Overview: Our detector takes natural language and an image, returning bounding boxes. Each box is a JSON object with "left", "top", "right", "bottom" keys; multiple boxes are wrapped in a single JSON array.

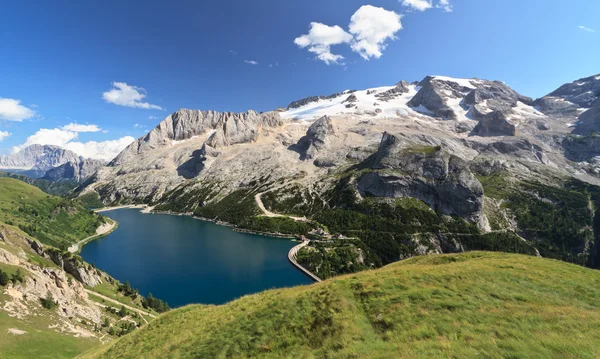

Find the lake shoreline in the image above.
[
  {"left": 81, "top": 207, "right": 315, "bottom": 306},
  {"left": 87, "top": 205, "right": 320, "bottom": 284},
  {"left": 94, "top": 205, "right": 301, "bottom": 240}
]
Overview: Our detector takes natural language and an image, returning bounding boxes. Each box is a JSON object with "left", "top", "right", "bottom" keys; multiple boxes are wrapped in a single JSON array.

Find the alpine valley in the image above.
[{"left": 77, "top": 73, "right": 600, "bottom": 279}]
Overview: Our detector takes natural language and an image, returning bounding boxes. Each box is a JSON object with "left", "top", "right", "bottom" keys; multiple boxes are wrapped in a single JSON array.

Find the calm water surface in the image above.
[{"left": 80, "top": 209, "right": 313, "bottom": 307}]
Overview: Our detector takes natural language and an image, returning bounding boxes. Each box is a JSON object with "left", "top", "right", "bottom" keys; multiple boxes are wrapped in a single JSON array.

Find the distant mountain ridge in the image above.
[{"left": 0, "top": 144, "right": 105, "bottom": 181}]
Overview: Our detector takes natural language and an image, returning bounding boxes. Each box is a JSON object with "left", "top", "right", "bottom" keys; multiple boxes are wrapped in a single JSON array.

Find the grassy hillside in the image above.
[
  {"left": 0, "top": 178, "right": 104, "bottom": 249},
  {"left": 0, "top": 170, "right": 78, "bottom": 196},
  {"left": 81, "top": 252, "right": 600, "bottom": 359}
]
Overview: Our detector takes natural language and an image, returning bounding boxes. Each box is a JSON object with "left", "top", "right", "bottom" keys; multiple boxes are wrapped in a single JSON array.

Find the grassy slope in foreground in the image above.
[
  {"left": 81, "top": 252, "right": 600, "bottom": 359},
  {"left": 0, "top": 177, "right": 103, "bottom": 249}
]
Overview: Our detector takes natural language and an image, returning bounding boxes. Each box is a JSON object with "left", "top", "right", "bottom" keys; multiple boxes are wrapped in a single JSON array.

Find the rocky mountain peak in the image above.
[
  {"left": 0, "top": 144, "right": 81, "bottom": 178},
  {"left": 110, "top": 109, "right": 284, "bottom": 165},
  {"left": 535, "top": 74, "right": 600, "bottom": 117}
]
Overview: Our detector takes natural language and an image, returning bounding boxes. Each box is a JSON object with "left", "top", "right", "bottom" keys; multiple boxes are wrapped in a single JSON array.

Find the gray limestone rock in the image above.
[
  {"left": 356, "top": 132, "right": 487, "bottom": 227},
  {"left": 112, "top": 109, "right": 283, "bottom": 165},
  {"left": 42, "top": 158, "right": 106, "bottom": 182},
  {"left": 291, "top": 116, "right": 335, "bottom": 160},
  {"left": 572, "top": 98, "right": 600, "bottom": 136},
  {"left": 471, "top": 111, "right": 517, "bottom": 136},
  {"left": 375, "top": 80, "right": 410, "bottom": 102}
]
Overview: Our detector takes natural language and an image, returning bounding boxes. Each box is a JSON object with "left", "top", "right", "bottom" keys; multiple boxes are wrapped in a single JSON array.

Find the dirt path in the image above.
[
  {"left": 85, "top": 289, "right": 156, "bottom": 323},
  {"left": 68, "top": 220, "right": 117, "bottom": 253},
  {"left": 254, "top": 191, "right": 310, "bottom": 222}
]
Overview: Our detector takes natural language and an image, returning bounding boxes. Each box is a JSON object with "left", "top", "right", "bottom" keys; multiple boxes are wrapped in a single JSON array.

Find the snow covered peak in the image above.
[
  {"left": 280, "top": 82, "right": 421, "bottom": 121},
  {"left": 431, "top": 76, "right": 481, "bottom": 90}
]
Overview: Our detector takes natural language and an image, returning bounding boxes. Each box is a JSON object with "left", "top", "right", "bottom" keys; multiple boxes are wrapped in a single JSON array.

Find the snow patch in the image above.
[
  {"left": 432, "top": 76, "right": 479, "bottom": 89},
  {"left": 280, "top": 84, "right": 424, "bottom": 121}
]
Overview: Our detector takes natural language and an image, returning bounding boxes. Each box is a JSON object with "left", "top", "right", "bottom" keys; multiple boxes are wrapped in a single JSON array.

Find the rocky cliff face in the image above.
[
  {"left": 42, "top": 158, "right": 106, "bottom": 182},
  {"left": 0, "top": 144, "right": 81, "bottom": 178},
  {"left": 356, "top": 132, "right": 487, "bottom": 228},
  {"left": 111, "top": 109, "right": 283, "bottom": 166}
]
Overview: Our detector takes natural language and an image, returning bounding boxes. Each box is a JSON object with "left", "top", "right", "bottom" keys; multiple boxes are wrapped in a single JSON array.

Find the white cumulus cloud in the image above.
[
  {"left": 244, "top": 60, "right": 259, "bottom": 65},
  {"left": 102, "top": 82, "right": 163, "bottom": 110},
  {"left": 349, "top": 5, "right": 403, "bottom": 60},
  {"left": 0, "top": 131, "right": 10, "bottom": 142},
  {"left": 13, "top": 127, "right": 134, "bottom": 161},
  {"left": 437, "top": 0, "right": 453, "bottom": 12},
  {"left": 294, "top": 22, "right": 353, "bottom": 64},
  {"left": 401, "top": 0, "right": 432, "bottom": 11},
  {"left": 0, "top": 98, "right": 36, "bottom": 121},
  {"left": 578, "top": 25, "right": 595, "bottom": 33},
  {"left": 61, "top": 123, "right": 102, "bottom": 132}
]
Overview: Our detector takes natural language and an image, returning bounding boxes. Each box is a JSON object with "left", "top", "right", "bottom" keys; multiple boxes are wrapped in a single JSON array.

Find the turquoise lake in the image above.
[{"left": 80, "top": 208, "right": 313, "bottom": 307}]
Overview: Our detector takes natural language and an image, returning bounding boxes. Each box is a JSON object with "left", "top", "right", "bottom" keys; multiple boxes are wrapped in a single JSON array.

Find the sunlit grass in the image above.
[{"left": 80, "top": 252, "right": 600, "bottom": 358}]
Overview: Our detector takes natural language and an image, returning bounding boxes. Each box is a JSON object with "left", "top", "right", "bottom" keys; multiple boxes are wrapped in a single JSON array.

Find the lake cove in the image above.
[{"left": 80, "top": 208, "right": 313, "bottom": 307}]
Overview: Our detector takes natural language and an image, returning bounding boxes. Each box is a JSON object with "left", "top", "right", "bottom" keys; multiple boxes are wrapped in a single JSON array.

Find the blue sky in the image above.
[{"left": 0, "top": 0, "right": 598, "bottom": 159}]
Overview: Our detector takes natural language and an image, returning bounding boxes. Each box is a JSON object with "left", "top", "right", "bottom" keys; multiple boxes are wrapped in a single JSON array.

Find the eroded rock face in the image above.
[
  {"left": 535, "top": 74, "right": 600, "bottom": 119},
  {"left": 42, "top": 158, "right": 106, "bottom": 182},
  {"left": 408, "top": 76, "right": 472, "bottom": 120},
  {"left": 408, "top": 76, "right": 532, "bottom": 122},
  {"left": 63, "top": 257, "right": 103, "bottom": 287},
  {"left": 356, "top": 133, "right": 487, "bottom": 228},
  {"left": 572, "top": 99, "right": 600, "bottom": 136},
  {"left": 292, "top": 116, "right": 335, "bottom": 161},
  {"left": 111, "top": 109, "right": 284, "bottom": 165},
  {"left": 471, "top": 111, "right": 517, "bottom": 136},
  {"left": 375, "top": 81, "right": 410, "bottom": 102}
]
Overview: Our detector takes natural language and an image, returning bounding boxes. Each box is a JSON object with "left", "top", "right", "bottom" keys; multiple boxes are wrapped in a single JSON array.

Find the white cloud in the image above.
[
  {"left": 401, "top": 0, "right": 432, "bottom": 11},
  {"left": 13, "top": 127, "right": 134, "bottom": 161},
  {"left": 102, "top": 82, "right": 163, "bottom": 110},
  {"left": 148, "top": 116, "right": 158, "bottom": 120},
  {"left": 229, "top": 50, "right": 238, "bottom": 55},
  {"left": 134, "top": 123, "right": 145, "bottom": 129},
  {"left": 61, "top": 137, "right": 135, "bottom": 161},
  {"left": 578, "top": 25, "right": 595, "bottom": 33},
  {"left": 349, "top": 5, "right": 403, "bottom": 60},
  {"left": 294, "top": 22, "right": 353, "bottom": 64},
  {"left": 437, "top": 0, "right": 453, "bottom": 12},
  {"left": 61, "top": 123, "right": 101, "bottom": 132},
  {"left": 0, "top": 98, "right": 36, "bottom": 121},
  {"left": 0, "top": 131, "right": 10, "bottom": 142},
  {"left": 244, "top": 60, "right": 259, "bottom": 65}
]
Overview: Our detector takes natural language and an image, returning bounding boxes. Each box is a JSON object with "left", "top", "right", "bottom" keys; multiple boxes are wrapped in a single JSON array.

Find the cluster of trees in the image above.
[
  {"left": 117, "top": 281, "right": 139, "bottom": 299},
  {"left": 117, "top": 282, "right": 170, "bottom": 313},
  {"left": 241, "top": 216, "right": 314, "bottom": 236},
  {"left": 40, "top": 292, "right": 57, "bottom": 310},
  {"left": 506, "top": 180, "right": 595, "bottom": 265},
  {"left": 142, "top": 293, "right": 170, "bottom": 313},
  {"left": 296, "top": 243, "right": 368, "bottom": 279},
  {"left": 0, "top": 268, "right": 23, "bottom": 287}
]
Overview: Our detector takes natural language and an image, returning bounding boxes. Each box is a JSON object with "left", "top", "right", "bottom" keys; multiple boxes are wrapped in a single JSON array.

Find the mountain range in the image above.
[
  {"left": 0, "top": 144, "right": 105, "bottom": 181},
  {"left": 76, "top": 73, "right": 600, "bottom": 276}
]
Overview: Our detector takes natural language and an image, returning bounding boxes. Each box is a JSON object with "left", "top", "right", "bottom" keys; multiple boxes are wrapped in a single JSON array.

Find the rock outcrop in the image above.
[
  {"left": 408, "top": 76, "right": 532, "bottom": 122},
  {"left": 375, "top": 81, "right": 410, "bottom": 102},
  {"left": 42, "top": 158, "right": 106, "bottom": 182},
  {"left": 471, "top": 111, "right": 517, "bottom": 136},
  {"left": 535, "top": 74, "right": 600, "bottom": 119},
  {"left": 356, "top": 132, "right": 488, "bottom": 228},
  {"left": 291, "top": 116, "right": 335, "bottom": 161},
  {"left": 111, "top": 109, "right": 283, "bottom": 166},
  {"left": 572, "top": 98, "right": 600, "bottom": 136}
]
